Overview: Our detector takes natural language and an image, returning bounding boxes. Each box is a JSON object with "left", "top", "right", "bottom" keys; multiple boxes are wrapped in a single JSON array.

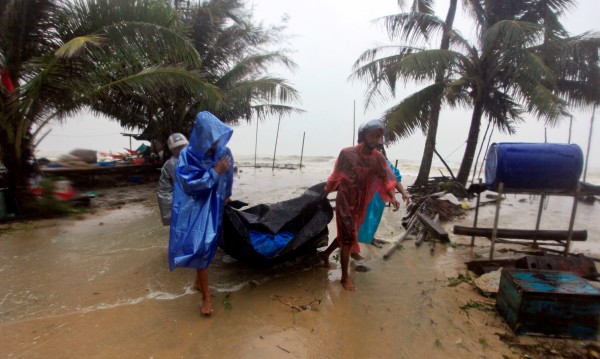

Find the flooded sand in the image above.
[{"left": 1, "top": 165, "right": 599, "bottom": 358}]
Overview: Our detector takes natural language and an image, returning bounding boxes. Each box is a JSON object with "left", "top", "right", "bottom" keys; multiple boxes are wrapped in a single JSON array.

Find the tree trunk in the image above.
[
  {"left": 414, "top": 100, "right": 440, "bottom": 186},
  {"left": 456, "top": 100, "right": 484, "bottom": 185},
  {"left": 0, "top": 111, "right": 36, "bottom": 215},
  {"left": 413, "top": 0, "right": 457, "bottom": 187}
]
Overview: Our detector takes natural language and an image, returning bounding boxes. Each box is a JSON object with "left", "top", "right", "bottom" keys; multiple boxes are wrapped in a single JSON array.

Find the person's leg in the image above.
[
  {"left": 195, "top": 268, "right": 212, "bottom": 315},
  {"left": 350, "top": 242, "right": 364, "bottom": 261},
  {"left": 320, "top": 239, "right": 339, "bottom": 268},
  {"left": 340, "top": 243, "right": 356, "bottom": 291}
]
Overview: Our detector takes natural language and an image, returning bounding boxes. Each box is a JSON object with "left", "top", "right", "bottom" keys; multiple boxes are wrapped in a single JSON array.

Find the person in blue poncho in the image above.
[{"left": 169, "top": 111, "right": 234, "bottom": 316}]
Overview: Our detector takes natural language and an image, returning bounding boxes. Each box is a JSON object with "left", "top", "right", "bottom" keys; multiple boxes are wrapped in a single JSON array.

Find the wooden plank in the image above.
[
  {"left": 416, "top": 213, "right": 449, "bottom": 242},
  {"left": 453, "top": 225, "right": 587, "bottom": 241}
]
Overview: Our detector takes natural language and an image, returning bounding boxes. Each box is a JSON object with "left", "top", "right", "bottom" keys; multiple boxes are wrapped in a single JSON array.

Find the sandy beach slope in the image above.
[{"left": 0, "top": 160, "right": 599, "bottom": 358}]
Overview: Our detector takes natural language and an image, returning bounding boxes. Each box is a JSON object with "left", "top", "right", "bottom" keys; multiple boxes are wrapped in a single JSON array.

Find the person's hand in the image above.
[
  {"left": 391, "top": 197, "right": 400, "bottom": 211},
  {"left": 215, "top": 155, "right": 231, "bottom": 174},
  {"left": 401, "top": 192, "right": 411, "bottom": 205}
]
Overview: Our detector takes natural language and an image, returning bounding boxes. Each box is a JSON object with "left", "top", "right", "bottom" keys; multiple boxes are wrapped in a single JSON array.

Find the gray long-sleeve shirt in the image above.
[{"left": 156, "top": 156, "right": 178, "bottom": 226}]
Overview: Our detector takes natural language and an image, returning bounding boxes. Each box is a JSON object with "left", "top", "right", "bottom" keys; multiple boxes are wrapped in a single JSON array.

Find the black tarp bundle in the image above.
[{"left": 221, "top": 182, "right": 333, "bottom": 267}]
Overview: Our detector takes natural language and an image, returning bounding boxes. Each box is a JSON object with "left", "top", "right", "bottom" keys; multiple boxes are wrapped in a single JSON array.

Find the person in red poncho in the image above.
[{"left": 321, "top": 119, "right": 400, "bottom": 291}]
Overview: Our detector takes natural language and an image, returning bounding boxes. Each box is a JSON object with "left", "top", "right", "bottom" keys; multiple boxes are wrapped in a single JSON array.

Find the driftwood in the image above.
[
  {"left": 453, "top": 225, "right": 587, "bottom": 241},
  {"left": 383, "top": 210, "right": 420, "bottom": 260}
]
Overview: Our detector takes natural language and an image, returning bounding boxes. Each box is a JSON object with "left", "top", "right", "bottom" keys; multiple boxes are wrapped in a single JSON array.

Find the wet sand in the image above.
[{"left": 1, "top": 166, "right": 599, "bottom": 358}]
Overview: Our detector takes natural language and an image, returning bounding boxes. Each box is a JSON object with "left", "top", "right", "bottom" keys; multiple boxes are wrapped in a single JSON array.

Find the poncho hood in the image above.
[{"left": 188, "top": 111, "right": 233, "bottom": 159}]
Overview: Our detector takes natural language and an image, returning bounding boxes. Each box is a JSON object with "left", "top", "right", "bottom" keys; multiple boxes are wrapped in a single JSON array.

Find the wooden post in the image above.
[
  {"left": 299, "top": 132, "right": 305, "bottom": 169},
  {"left": 352, "top": 100, "right": 356, "bottom": 146},
  {"left": 254, "top": 119, "right": 258, "bottom": 168},
  {"left": 489, "top": 182, "right": 503, "bottom": 260},
  {"left": 568, "top": 115, "right": 573, "bottom": 144},
  {"left": 565, "top": 187, "right": 579, "bottom": 256},
  {"left": 272, "top": 115, "right": 281, "bottom": 171},
  {"left": 470, "top": 178, "right": 482, "bottom": 246},
  {"left": 533, "top": 194, "right": 546, "bottom": 246},
  {"left": 583, "top": 103, "right": 595, "bottom": 182}
]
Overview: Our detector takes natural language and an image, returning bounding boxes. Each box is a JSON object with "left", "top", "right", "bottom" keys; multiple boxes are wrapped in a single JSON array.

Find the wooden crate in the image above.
[{"left": 496, "top": 269, "right": 600, "bottom": 339}]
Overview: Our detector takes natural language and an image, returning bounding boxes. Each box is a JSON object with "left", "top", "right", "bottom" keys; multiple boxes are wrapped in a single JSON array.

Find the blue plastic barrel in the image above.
[{"left": 485, "top": 142, "right": 583, "bottom": 192}]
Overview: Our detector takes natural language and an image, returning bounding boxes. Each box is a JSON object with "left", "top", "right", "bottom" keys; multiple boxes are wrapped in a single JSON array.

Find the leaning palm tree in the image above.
[
  {"left": 0, "top": 0, "right": 218, "bottom": 212},
  {"left": 388, "top": 0, "right": 458, "bottom": 187},
  {"left": 351, "top": 0, "right": 599, "bottom": 186}
]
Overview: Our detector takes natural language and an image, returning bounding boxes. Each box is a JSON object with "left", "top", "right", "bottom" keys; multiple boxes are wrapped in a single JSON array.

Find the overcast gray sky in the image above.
[{"left": 38, "top": 0, "right": 599, "bottom": 169}]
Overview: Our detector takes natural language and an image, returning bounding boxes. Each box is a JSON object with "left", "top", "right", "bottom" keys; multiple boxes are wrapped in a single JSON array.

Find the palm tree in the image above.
[
  {"left": 103, "top": 0, "right": 304, "bottom": 157},
  {"left": 188, "top": 0, "right": 303, "bottom": 125},
  {"left": 391, "top": 0, "right": 458, "bottom": 187},
  {"left": 351, "top": 0, "right": 599, "bottom": 186},
  {"left": 0, "top": 0, "right": 217, "bottom": 212}
]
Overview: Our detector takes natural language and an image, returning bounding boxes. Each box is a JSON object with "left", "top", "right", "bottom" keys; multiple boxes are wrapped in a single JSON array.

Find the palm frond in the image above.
[
  {"left": 383, "top": 82, "right": 446, "bottom": 142},
  {"left": 378, "top": 12, "right": 446, "bottom": 45},
  {"left": 482, "top": 20, "right": 544, "bottom": 53},
  {"left": 54, "top": 34, "right": 106, "bottom": 59},
  {"left": 482, "top": 89, "right": 523, "bottom": 134},
  {"left": 100, "top": 22, "right": 202, "bottom": 68},
  {"left": 93, "top": 66, "right": 221, "bottom": 103},
  {"left": 524, "top": 83, "right": 569, "bottom": 126},
  {"left": 217, "top": 52, "right": 297, "bottom": 86},
  {"left": 352, "top": 48, "right": 466, "bottom": 109},
  {"left": 250, "top": 104, "right": 305, "bottom": 122}
]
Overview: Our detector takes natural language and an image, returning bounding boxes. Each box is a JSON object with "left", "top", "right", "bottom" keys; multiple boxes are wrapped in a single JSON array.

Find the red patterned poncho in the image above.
[{"left": 325, "top": 142, "right": 397, "bottom": 251}]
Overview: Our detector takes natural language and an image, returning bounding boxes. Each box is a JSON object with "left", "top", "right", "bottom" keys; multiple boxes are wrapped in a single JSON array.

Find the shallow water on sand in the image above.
[{"left": 1, "top": 157, "right": 598, "bottom": 358}]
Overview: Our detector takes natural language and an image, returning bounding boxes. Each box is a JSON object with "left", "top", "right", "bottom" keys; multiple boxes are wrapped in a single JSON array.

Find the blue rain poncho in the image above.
[{"left": 169, "top": 112, "right": 234, "bottom": 270}]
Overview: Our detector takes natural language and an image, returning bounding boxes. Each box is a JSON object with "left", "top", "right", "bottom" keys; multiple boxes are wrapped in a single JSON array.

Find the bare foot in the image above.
[
  {"left": 350, "top": 252, "right": 364, "bottom": 261},
  {"left": 201, "top": 298, "right": 213, "bottom": 316},
  {"left": 341, "top": 277, "right": 356, "bottom": 291},
  {"left": 320, "top": 251, "right": 334, "bottom": 268}
]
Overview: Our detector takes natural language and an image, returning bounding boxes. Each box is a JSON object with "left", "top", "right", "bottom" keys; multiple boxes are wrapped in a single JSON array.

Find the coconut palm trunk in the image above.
[
  {"left": 414, "top": 0, "right": 457, "bottom": 187},
  {"left": 456, "top": 100, "right": 485, "bottom": 185}
]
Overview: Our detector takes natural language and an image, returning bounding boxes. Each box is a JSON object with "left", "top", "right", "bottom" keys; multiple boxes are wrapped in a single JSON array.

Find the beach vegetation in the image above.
[
  {"left": 460, "top": 299, "right": 495, "bottom": 313},
  {"left": 0, "top": 0, "right": 211, "bottom": 214},
  {"left": 0, "top": 0, "right": 300, "bottom": 216},
  {"left": 447, "top": 272, "right": 472, "bottom": 286},
  {"left": 221, "top": 293, "right": 232, "bottom": 309},
  {"left": 351, "top": 0, "right": 599, "bottom": 186},
  {"left": 34, "top": 179, "right": 79, "bottom": 216}
]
